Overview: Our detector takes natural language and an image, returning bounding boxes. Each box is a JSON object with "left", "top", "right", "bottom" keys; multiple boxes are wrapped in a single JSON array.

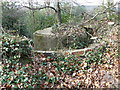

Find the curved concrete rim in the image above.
[
  {"left": 32, "top": 43, "right": 100, "bottom": 56},
  {"left": 32, "top": 47, "right": 95, "bottom": 56}
]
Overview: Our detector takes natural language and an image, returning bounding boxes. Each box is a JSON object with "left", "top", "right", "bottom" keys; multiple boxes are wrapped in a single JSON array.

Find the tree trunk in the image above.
[{"left": 56, "top": 1, "right": 62, "bottom": 25}]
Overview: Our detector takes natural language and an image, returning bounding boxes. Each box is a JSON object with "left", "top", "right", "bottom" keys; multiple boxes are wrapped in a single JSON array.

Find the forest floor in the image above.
[{"left": 0, "top": 25, "right": 119, "bottom": 88}]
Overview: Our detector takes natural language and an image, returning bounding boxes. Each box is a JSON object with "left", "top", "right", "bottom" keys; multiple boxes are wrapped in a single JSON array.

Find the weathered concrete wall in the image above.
[{"left": 33, "top": 27, "right": 61, "bottom": 51}]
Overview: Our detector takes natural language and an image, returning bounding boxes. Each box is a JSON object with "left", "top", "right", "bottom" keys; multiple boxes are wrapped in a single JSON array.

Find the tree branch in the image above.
[
  {"left": 71, "top": 1, "right": 94, "bottom": 18},
  {"left": 23, "top": 6, "right": 58, "bottom": 13},
  {"left": 81, "top": 3, "right": 117, "bottom": 24}
]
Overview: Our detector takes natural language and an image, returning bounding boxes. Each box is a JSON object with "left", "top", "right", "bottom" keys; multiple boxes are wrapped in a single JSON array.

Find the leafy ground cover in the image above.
[{"left": 0, "top": 25, "right": 119, "bottom": 88}]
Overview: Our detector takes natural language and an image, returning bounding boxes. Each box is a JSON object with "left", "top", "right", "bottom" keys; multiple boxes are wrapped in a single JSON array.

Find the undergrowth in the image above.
[{"left": 0, "top": 33, "right": 118, "bottom": 88}]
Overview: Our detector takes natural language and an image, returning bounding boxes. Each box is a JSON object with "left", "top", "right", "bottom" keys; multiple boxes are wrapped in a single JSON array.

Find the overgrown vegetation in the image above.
[
  {"left": 0, "top": 0, "right": 119, "bottom": 89},
  {"left": 1, "top": 34, "right": 32, "bottom": 60},
  {"left": 52, "top": 24, "right": 93, "bottom": 49}
]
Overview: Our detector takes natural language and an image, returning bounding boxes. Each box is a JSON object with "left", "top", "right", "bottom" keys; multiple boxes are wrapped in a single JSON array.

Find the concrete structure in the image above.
[
  {"left": 33, "top": 27, "right": 60, "bottom": 51},
  {"left": 33, "top": 26, "right": 97, "bottom": 56}
]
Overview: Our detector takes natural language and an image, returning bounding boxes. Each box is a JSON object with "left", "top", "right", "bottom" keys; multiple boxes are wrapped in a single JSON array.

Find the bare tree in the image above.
[{"left": 23, "top": 0, "right": 62, "bottom": 25}]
